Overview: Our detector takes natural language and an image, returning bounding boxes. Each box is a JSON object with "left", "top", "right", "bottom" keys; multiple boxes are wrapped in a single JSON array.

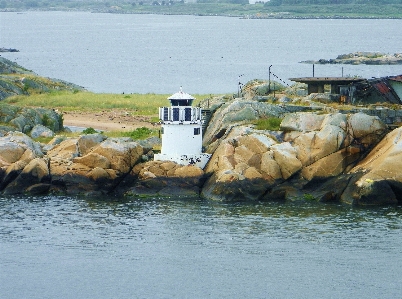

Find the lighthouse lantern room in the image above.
[{"left": 154, "top": 88, "right": 211, "bottom": 169}]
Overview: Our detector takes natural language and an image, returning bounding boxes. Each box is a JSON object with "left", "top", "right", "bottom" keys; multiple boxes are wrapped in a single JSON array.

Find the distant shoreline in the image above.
[{"left": 1, "top": 6, "right": 401, "bottom": 19}]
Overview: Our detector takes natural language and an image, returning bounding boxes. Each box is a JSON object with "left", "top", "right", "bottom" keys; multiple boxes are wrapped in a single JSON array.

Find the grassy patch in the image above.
[
  {"left": 33, "top": 136, "right": 55, "bottom": 144},
  {"left": 4, "top": 91, "right": 208, "bottom": 116},
  {"left": 254, "top": 117, "right": 282, "bottom": 131},
  {"left": 120, "top": 127, "right": 154, "bottom": 140},
  {"left": 105, "top": 127, "right": 159, "bottom": 140}
]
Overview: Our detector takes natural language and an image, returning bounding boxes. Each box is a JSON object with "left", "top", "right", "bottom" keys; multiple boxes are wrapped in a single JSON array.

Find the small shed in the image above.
[{"left": 289, "top": 77, "right": 365, "bottom": 95}]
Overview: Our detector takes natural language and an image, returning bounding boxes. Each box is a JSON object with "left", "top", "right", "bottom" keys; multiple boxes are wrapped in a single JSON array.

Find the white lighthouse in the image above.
[{"left": 154, "top": 88, "right": 211, "bottom": 169}]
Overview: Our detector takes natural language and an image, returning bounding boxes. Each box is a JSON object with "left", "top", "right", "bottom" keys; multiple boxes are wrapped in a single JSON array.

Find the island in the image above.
[{"left": 301, "top": 52, "right": 402, "bottom": 65}]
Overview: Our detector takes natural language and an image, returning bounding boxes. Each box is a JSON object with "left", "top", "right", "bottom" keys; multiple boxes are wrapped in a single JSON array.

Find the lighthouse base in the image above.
[{"left": 154, "top": 153, "right": 211, "bottom": 169}]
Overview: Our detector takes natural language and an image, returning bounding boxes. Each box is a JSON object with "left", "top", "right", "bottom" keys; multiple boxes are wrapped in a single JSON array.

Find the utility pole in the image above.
[{"left": 268, "top": 65, "right": 272, "bottom": 93}]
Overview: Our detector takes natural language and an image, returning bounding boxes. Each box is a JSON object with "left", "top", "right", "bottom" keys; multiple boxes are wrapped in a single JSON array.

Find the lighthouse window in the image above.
[
  {"left": 173, "top": 108, "right": 180, "bottom": 121},
  {"left": 163, "top": 108, "right": 169, "bottom": 121},
  {"left": 185, "top": 108, "right": 192, "bottom": 121},
  {"left": 194, "top": 128, "right": 200, "bottom": 135}
]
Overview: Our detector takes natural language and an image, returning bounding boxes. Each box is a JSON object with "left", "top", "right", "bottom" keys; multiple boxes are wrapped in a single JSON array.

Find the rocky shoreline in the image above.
[
  {"left": 301, "top": 52, "right": 402, "bottom": 65},
  {"left": 1, "top": 57, "right": 402, "bottom": 206},
  {"left": 0, "top": 96, "right": 401, "bottom": 206}
]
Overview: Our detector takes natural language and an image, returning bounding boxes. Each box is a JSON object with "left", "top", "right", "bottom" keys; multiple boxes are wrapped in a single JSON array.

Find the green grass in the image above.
[
  {"left": 303, "top": 193, "right": 317, "bottom": 201},
  {"left": 33, "top": 127, "right": 160, "bottom": 142},
  {"left": 104, "top": 127, "right": 158, "bottom": 140},
  {"left": 34, "top": 136, "right": 56, "bottom": 144},
  {"left": 254, "top": 117, "right": 282, "bottom": 131},
  {"left": 4, "top": 90, "right": 208, "bottom": 116}
]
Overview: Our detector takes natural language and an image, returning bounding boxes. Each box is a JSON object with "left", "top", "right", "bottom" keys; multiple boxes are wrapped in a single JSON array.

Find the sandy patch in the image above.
[{"left": 61, "top": 110, "right": 158, "bottom": 132}]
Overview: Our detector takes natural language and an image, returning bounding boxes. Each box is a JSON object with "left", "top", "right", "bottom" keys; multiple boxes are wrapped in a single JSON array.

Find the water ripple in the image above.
[{"left": 1, "top": 195, "right": 401, "bottom": 299}]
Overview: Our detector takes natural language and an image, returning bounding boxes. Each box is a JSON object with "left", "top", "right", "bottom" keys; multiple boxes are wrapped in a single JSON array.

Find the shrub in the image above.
[
  {"left": 42, "top": 114, "right": 53, "bottom": 128},
  {"left": 82, "top": 127, "right": 98, "bottom": 134}
]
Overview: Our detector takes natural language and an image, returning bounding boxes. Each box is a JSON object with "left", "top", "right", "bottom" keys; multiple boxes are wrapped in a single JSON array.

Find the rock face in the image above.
[
  {"left": 0, "top": 132, "right": 45, "bottom": 193},
  {"left": 47, "top": 135, "right": 143, "bottom": 195},
  {"left": 0, "top": 102, "right": 63, "bottom": 135},
  {"left": 201, "top": 111, "right": 388, "bottom": 203},
  {"left": 203, "top": 98, "right": 311, "bottom": 153},
  {"left": 0, "top": 133, "right": 144, "bottom": 195},
  {"left": 339, "top": 127, "right": 402, "bottom": 205},
  {"left": 120, "top": 160, "right": 206, "bottom": 198}
]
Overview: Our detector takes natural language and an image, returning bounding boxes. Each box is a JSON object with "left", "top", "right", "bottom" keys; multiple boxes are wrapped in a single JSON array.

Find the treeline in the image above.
[
  {"left": 265, "top": 0, "right": 402, "bottom": 5},
  {"left": 1, "top": 0, "right": 401, "bottom": 8},
  {"left": 197, "top": 0, "right": 249, "bottom": 4},
  {"left": 0, "top": 0, "right": 400, "bottom": 8},
  {"left": 1, "top": 0, "right": 401, "bottom": 18}
]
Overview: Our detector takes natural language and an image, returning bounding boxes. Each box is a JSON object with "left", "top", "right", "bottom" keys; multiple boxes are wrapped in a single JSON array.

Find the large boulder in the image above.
[
  {"left": 289, "top": 114, "right": 348, "bottom": 165},
  {"left": 347, "top": 112, "right": 388, "bottom": 149},
  {"left": 41, "top": 135, "right": 69, "bottom": 153},
  {"left": 0, "top": 132, "right": 44, "bottom": 191},
  {"left": 90, "top": 138, "right": 143, "bottom": 174},
  {"left": 280, "top": 112, "right": 325, "bottom": 132},
  {"left": 46, "top": 137, "right": 79, "bottom": 160},
  {"left": 338, "top": 126, "right": 402, "bottom": 205},
  {"left": 203, "top": 100, "right": 309, "bottom": 153},
  {"left": 48, "top": 136, "right": 143, "bottom": 195},
  {"left": 30, "top": 124, "right": 55, "bottom": 139},
  {"left": 3, "top": 158, "right": 50, "bottom": 195},
  {"left": 77, "top": 133, "right": 107, "bottom": 156},
  {"left": 202, "top": 128, "right": 283, "bottom": 201}
]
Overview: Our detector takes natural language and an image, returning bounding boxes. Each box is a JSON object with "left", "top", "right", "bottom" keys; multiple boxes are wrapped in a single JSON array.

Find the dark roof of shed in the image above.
[{"left": 289, "top": 77, "right": 365, "bottom": 84}]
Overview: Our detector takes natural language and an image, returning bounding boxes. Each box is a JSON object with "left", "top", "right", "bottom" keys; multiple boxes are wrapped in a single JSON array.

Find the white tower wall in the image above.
[{"left": 161, "top": 124, "right": 202, "bottom": 155}]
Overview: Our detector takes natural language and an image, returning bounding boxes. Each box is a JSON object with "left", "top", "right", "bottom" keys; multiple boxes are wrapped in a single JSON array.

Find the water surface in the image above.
[
  {"left": 1, "top": 12, "right": 401, "bottom": 93},
  {"left": 1, "top": 195, "right": 401, "bottom": 298}
]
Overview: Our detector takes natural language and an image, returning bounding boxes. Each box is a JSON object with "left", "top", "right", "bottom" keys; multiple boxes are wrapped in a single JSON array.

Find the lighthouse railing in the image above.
[{"left": 158, "top": 106, "right": 202, "bottom": 123}]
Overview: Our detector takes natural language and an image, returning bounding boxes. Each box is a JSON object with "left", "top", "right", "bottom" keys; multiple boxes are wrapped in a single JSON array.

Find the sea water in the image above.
[
  {"left": 1, "top": 12, "right": 401, "bottom": 94},
  {"left": 1, "top": 195, "right": 401, "bottom": 298}
]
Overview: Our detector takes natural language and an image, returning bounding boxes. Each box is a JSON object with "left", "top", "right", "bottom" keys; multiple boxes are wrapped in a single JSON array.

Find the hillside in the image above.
[
  {"left": 0, "top": 57, "right": 85, "bottom": 101},
  {"left": 0, "top": 0, "right": 401, "bottom": 18}
]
